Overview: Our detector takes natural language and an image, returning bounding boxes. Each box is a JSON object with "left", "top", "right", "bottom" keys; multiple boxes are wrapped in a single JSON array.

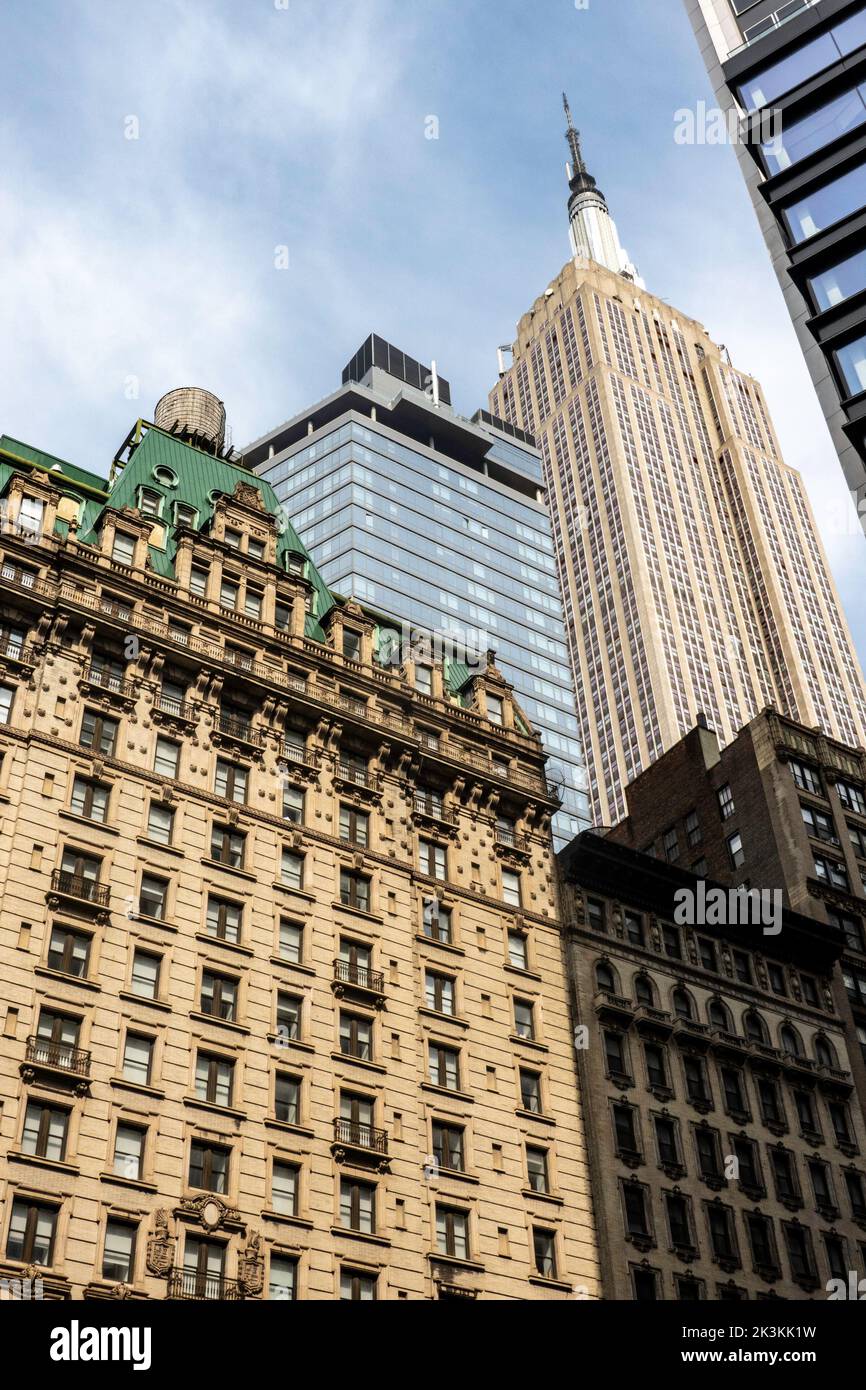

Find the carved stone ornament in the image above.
[
  {"left": 145, "top": 1209, "right": 175, "bottom": 1278},
  {"left": 238, "top": 1230, "right": 264, "bottom": 1297},
  {"left": 179, "top": 1193, "right": 241, "bottom": 1232},
  {"left": 233, "top": 481, "right": 265, "bottom": 510}
]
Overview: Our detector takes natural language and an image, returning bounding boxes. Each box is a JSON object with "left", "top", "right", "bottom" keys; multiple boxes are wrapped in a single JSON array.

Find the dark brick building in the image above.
[
  {"left": 560, "top": 830, "right": 866, "bottom": 1301},
  {"left": 609, "top": 709, "right": 866, "bottom": 1114}
]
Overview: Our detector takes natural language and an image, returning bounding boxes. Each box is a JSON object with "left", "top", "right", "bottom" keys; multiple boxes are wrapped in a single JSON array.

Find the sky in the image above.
[{"left": 1, "top": 0, "right": 865, "bottom": 660}]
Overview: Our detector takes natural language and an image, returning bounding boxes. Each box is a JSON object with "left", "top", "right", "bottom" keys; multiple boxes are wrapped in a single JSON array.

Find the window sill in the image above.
[
  {"left": 190, "top": 1010, "right": 250, "bottom": 1036},
  {"left": 136, "top": 836, "right": 186, "bottom": 858},
  {"left": 521, "top": 1188, "right": 564, "bottom": 1206},
  {"left": 264, "top": 1120, "right": 315, "bottom": 1139},
  {"left": 58, "top": 810, "right": 119, "bottom": 835},
  {"left": 273, "top": 884, "right": 316, "bottom": 904},
  {"left": 509, "top": 1034, "right": 548, "bottom": 1054},
  {"left": 268, "top": 1034, "right": 315, "bottom": 1055},
  {"left": 131, "top": 911, "right": 176, "bottom": 934},
  {"left": 119, "top": 990, "right": 172, "bottom": 1012},
  {"left": 183, "top": 1096, "right": 247, "bottom": 1122},
  {"left": 329, "top": 1227, "right": 391, "bottom": 1249},
  {"left": 528, "top": 1274, "right": 572, "bottom": 1293},
  {"left": 432, "top": 1167, "right": 479, "bottom": 1186},
  {"left": 419, "top": 1007, "right": 469, "bottom": 1030},
  {"left": 515, "top": 1108, "right": 556, "bottom": 1127},
  {"left": 269, "top": 956, "right": 316, "bottom": 976},
  {"left": 99, "top": 1171, "right": 158, "bottom": 1193},
  {"left": 6, "top": 1151, "right": 80, "bottom": 1177},
  {"left": 332, "top": 901, "right": 383, "bottom": 925},
  {"left": 504, "top": 964, "right": 543, "bottom": 983},
  {"left": 261, "top": 1210, "right": 314, "bottom": 1230},
  {"left": 420, "top": 1082, "right": 474, "bottom": 1103},
  {"left": 414, "top": 934, "right": 464, "bottom": 957},
  {"left": 109, "top": 1078, "right": 164, "bottom": 1100},
  {"left": 331, "top": 1051, "right": 387, "bottom": 1075},
  {"left": 427, "top": 1252, "right": 485, "bottom": 1275},
  {"left": 202, "top": 857, "right": 257, "bottom": 883},
  {"left": 34, "top": 966, "right": 101, "bottom": 993},
  {"left": 195, "top": 932, "right": 253, "bottom": 958}
]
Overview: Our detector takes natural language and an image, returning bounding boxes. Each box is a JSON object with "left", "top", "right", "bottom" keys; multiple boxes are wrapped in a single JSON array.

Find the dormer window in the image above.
[
  {"left": 343, "top": 629, "right": 362, "bottom": 662},
  {"left": 138, "top": 489, "right": 162, "bottom": 519},
  {"left": 18, "top": 495, "right": 44, "bottom": 536},
  {"left": 487, "top": 694, "right": 504, "bottom": 726},
  {"left": 286, "top": 552, "right": 305, "bottom": 577},
  {"left": 112, "top": 531, "right": 136, "bottom": 566},
  {"left": 175, "top": 502, "right": 198, "bottom": 529}
]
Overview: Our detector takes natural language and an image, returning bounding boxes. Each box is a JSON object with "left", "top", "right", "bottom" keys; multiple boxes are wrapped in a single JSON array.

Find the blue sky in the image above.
[{"left": 1, "top": 0, "right": 865, "bottom": 658}]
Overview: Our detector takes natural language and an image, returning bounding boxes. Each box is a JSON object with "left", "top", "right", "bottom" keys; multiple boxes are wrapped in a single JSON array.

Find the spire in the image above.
[
  {"left": 559, "top": 96, "right": 644, "bottom": 288},
  {"left": 562, "top": 92, "right": 585, "bottom": 176}
]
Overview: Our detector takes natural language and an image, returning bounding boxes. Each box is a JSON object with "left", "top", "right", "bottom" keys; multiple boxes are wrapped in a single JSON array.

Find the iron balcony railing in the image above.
[
  {"left": 85, "top": 666, "right": 137, "bottom": 699},
  {"left": 167, "top": 1269, "right": 243, "bottom": 1301},
  {"left": 334, "top": 958, "right": 385, "bottom": 994},
  {"left": 333, "top": 1118, "right": 388, "bottom": 1155},
  {"left": 0, "top": 637, "right": 34, "bottom": 663},
  {"left": 26, "top": 1035, "right": 91, "bottom": 1077},
  {"left": 337, "top": 762, "right": 375, "bottom": 788},
  {"left": 413, "top": 795, "right": 455, "bottom": 822},
  {"left": 218, "top": 713, "right": 263, "bottom": 747},
  {"left": 158, "top": 694, "right": 196, "bottom": 721},
  {"left": 51, "top": 869, "right": 110, "bottom": 906}
]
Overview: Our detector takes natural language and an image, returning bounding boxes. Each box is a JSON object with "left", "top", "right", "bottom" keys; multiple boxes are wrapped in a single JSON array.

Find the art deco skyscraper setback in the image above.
[
  {"left": 489, "top": 102, "right": 866, "bottom": 827},
  {"left": 684, "top": 0, "right": 866, "bottom": 534}
]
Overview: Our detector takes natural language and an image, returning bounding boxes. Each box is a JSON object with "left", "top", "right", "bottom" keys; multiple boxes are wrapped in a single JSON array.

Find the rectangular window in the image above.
[
  {"left": 102, "top": 1220, "right": 136, "bottom": 1282},
  {"left": 340, "top": 1178, "right": 375, "bottom": 1233},
  {"left": 122, "top": 1033, "right": 154, "bottom": 1087},
  {"left": 80, "top": 709, "right": 118, "bottom": 756},
  {"left": 526, "top": 1146, "right": 549, "bottom": 1194},
  {"left": 147, "top": 802, "right": 174, "bottom": 844},
  {"left": 685, "top": 810, "right": 701, "bottom": 847},
  {"left": 428, "top": 1043, "right": 459, "bottom": 1090},
  {"left": 507, "top": 930, "right": 528, "bottom": 969},
  {"left": 279, "top": 850, "right": 303, "bottom": 889},
  {"left": 727, "top": 832, "right": 745, "bottom": 869},
  {"left": 340, "top": 869, "right": 369, "bottom": 913},
  {"left": 215, "top": 760, "right": 247, "bottom": 804},
  {"left": 205, "top": 896, "right": 242, "bottom": 943},
  {"left": 47, "top": 925, "right": 90, "bottom": 978},
  {"left": 112, "top": 531, "right": 136, "bottom": 565},
  {"left": 279, "top": 918, "right": 303, "bottom": 963},
  {"left": 244, "top": 588, "right": 263, "bottom": 620},
  {"left": 419, "top": 839, "right": 447, "bottom": 880},
  {"left": 339, "top": 804, "right": 369, "bottom": 845},
  {"left": 514, "top": 998, "right": 535, "bottom": 1040},
  {"left": 502, "top": 869, "right": 521, "bottom": 907},
  {"left": 340, "top": 1267, "right": 376, "bottom": 1301},
  {"left": 200, "top": 970, "right": 237, "bottom": 1021},
  {"left": 276, "top": 992, "right": 302, "bottom": 1039},
  {"left": 131, "top": 950, "right": 160, "bottom": 999},
  {"left": 188, "top": 1141, "right": 229, "bottom": 1193},
  {"left": 422, "top": 899, "right": 452, "bottom": 942},
  {"left": 785, "top": 162, "right": 866, "bottom": 244},
  {"left": 275, "top": 1074, "right": 300, "bottom": 1125},
  {"left": 487, "top": 694, "right": 503, "bottom": 726},
  {"left": 6, "top": 1200, "right": 57, "bottom": 1264},
  {"left": 432, "top": 1122, "right": 464, "bottom": 1173},
  {"left": 70, "top": 776, "right": 109, "bottom": 822},
  {"left": 272, "top": 1162, "right": 299, "bottom": 1217},
  {"left": 210, "top": 824, "right": 245, "bottom": 868},
  {"left": 154, "top": 737, "right": 180, "bottom": 778},
  {"left": 663, "top": 826, "right": 679, "bottom": 862},
  {"left": 0, "top": 684, "right": 13, "bottom": 724},
  {"left": 790, "top": 759, "right": 822, "bottom": 795},
  {"left": 425, "top": 971, "right": 455, "bottom": 1017},
  {"left": 436, "top": 1205, "right": 468, "bottom": 1260},
  {"left": 190, "top": 565, "right": 209, "bottom": 597},
  {"left": 519, "top": 1068, "right": 542, "bottom": 1113},
  {"left": 838, "top": 780, "right": 866, "bottom": 816},
  {"left": 624, "top": 911, "right": 644, "bottom": 946},
  {"left": 113, "top": 1124, "right": 145, "bottom": 1182},
  {"left": 139, "top": 874, "right": 168, "bottom": 921},
  {"left": 340, "top": 1013, "right": 372, "bottom": 1061},
  {"left": 195, "top": 1052, "right": 234, "bottom": 1107},
  {"left": 282, "top": 786, "right": 304, "bottom": 825},
  {"left": 220, "top": 577, "right": 239, "bottom": 610},
  {"left": 22, "top": 1102, "right": 68, "bottom": 1162}
]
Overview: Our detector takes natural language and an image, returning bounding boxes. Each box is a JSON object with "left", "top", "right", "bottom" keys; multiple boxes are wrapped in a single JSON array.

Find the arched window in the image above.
[
  {"left": 815, "top": 1035, "right": 838, "bottom": 1069},
  {"left": 744, "top": 1011, "right": 767, "bottom": 1044},
  {"left": 596, "top": 961, "right": 617, "bottom": 994},
  {"left": 708, "top": 999, "right": 730, "bottom": 1031},
  {"left": 673, "top": 988, "right": 693, "bottom": 1021},
  {"left": 635, "top": 976, "right": 655, "bottom": 1008},
  {"left": 780, "top": 1024, "right": 803, "bottom": 1058}
]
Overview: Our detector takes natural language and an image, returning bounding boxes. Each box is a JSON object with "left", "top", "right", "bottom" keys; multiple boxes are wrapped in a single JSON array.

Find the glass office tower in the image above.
[{"left": 243, "top": 336, "right": 590, "bottom": 842}]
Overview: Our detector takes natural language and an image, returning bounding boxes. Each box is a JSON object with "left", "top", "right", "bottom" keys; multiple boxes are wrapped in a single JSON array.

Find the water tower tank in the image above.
[{"left": 154, "top": 387, "right": 226, "bottom": 453}]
